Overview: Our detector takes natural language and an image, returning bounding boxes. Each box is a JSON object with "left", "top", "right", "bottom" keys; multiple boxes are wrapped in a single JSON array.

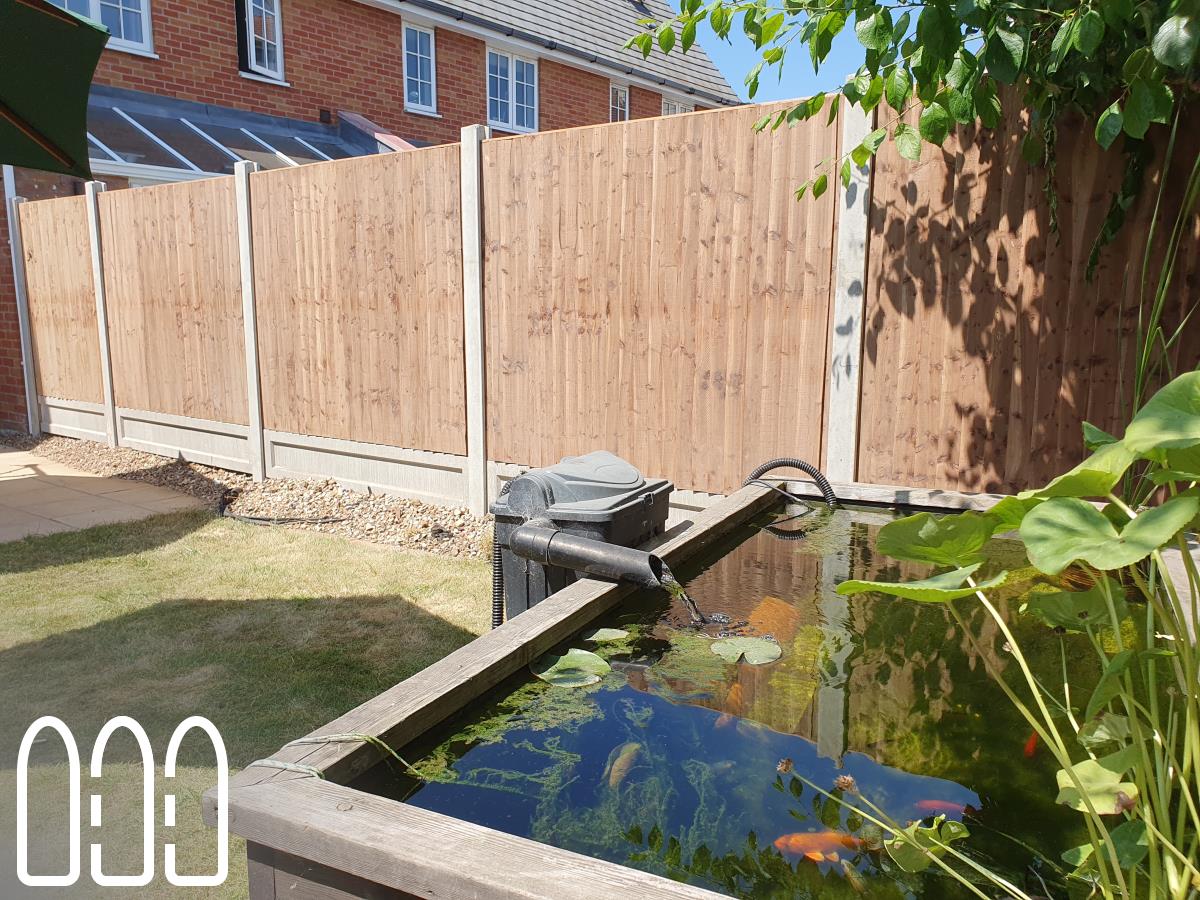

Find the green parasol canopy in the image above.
[{"left": 0, "top": 0, "right": 108, "bottom": 179}]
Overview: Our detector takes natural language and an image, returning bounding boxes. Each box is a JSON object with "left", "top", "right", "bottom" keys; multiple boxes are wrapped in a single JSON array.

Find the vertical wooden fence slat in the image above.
[
  {"left": 6, "top": 195, "right": 39, "bottom": 434},
  {"left": 460, "top": 125, "right": 489, "bottom": 515},
  {"left": 823, "top": 107, "right": 874, "bottom": 482},
  {"left": 84, "top": 181, "right": 118, "bottom": 447},
  {"left": 236, "top": 160, "right": 266, "bottom": 481}
]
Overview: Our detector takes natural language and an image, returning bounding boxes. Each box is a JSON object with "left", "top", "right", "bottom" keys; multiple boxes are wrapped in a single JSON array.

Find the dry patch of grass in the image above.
[{"left": 0, "top": 510, "right": 490, "bottom": 898}]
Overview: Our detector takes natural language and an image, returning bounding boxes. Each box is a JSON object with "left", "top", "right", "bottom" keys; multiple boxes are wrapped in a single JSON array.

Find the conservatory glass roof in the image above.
[{"left": 86, "top": 85, "right": 382, "bottom": 178}]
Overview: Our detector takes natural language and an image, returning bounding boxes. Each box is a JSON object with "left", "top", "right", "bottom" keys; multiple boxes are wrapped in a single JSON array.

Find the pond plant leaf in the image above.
[
  {"left": 531, "top": 648, "right": 611, "bottom": 687},
  {"left": 1086, "top": 650, "right": 1136, "bottom": 721},
  {"left": 1123, "top": 371, "right": 1200, "bottom": 453},
  {"left": 884, "top": 815, "right": 969, "bottom": 873},
  {"left": 875, "top": 511, "right": 997, "bottom": 567},
  {"left": 1078, "top": 712, "right": 1131, "bottom": 749},
  {"left": 711, "top": 636, "right": 782, "bottom": 665},
  {"left": 581, "top": 627, "right": 630, "bottom": 643},
  {"left": 1020, "top": 495, "right": 1199, "bottom": 575},
  {"left": 1108, "top": 819, "right": 1149, "bottom": 869},
  {"left": 1018, "top": 440, "right": 1135, "bottom": 500},
  {"left": 1055, "top": 755, "right": 1140, "bottom": 814},
  {"left": 1021, "top": 576, "right": 1128, "bottom": 631},
  {"left": 836, "top": 563, "right": 1007, "bottom": 602}
]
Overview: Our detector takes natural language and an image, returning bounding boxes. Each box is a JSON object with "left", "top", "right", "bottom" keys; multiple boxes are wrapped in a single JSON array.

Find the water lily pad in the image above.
[
  {"left": 581, "top": 627, "right": 629, "bottom": 643},
  {"left": 710, "top": 636, "right": 781, "bottom": 665},
  {"left": 531, "top": 648, "right": 611, "bottom": 687},
  {"left": 1055, "top": 755, "right": 1139, "bottom": 814}
]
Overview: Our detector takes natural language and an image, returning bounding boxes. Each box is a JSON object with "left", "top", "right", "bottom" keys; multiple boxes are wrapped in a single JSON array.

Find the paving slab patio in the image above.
[{"left": 0, "top": 448, "right": 203, "bottom": 542}]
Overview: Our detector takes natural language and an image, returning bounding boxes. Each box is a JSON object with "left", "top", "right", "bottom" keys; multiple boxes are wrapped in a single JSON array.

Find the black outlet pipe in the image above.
[{"left": 507, "top": 523, "right": 665, "bottom": 590}]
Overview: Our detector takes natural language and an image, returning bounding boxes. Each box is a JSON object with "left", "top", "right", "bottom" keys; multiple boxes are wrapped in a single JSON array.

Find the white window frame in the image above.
[
  {"left": 53, "top": 0, "right": 154, "bottom": 54},
  {"left": 486, "top": 48, "right": 538, "bottom": 134},
  {"left": 610, "top": 84, "right": 629, "bottom": 123},
  {"left": 402, "top": 24, "right": 438, "bottom": 115},
  {"left": 662, "top": 97, "right": 694, "bottom": 116},
  {"left": 245, "top": 0, "right": 285, "bottom": 81}
]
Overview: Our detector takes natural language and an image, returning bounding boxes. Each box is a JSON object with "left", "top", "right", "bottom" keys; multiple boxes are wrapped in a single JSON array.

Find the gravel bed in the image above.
[{"left": 1, "top": 433, "right": 491, "bottom": 558}]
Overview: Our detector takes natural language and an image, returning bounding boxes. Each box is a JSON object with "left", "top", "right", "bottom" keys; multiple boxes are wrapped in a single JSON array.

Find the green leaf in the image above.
[
  {"left": 836, "top": 564, "right": 1007, "bottom": 603},
  {"left": 1083, "top": 421, "right": 1118, "bottom": 450},
  {"left": 752, "top": 113, "right": 772, "bottom": 133},
  {"left": 894, "top": 122, "right": 921, "bottom": 160},
  {"left": 985, "top": 28, "right": 1026, "bottom": 84},
  {"left": 1049, "top": 17, "right": 1078, "bottom": 72},
  {"left": 876, "top": 510, "right": 998, "bottom": 567},
  {"left": 840, "top": 158, "right": 852, "bottom": 189},
  {"left": 760, "top": 12, "right": 786, "bottom": 46},
  {"left": 861, "top": 75, "right": 884, "bottom": 112},
  {"left": 1018, "top": 440, "right": 1135, "bottom": 500},
  {"left": 1152, "top": 15, "right": 1199, "bottom": 70},
  {"left": 884, "top": 815, "right": 970, "bottom": 873},
  {"left": 1078, "top": 712, "right": 1131, "bottom": 749},
  {"left": 1055, "top": 756, "right": 1139, "bottom": 815},
  {"left": 885, "top": 66, "right": 912, "bottom": 112},
  {"left": 974, "top": 79, "right": 1002, "bottom": 128},
  {"left": 1074, "top": 10, "right": 1105, "bottom": 55},
  {"left": 1021, "top": 577, "right": 1128, "bottom": 632},
  {"left": 864, "top": 126, "right": 887, "bottom": 153},
  {"left": 946, "top": 88, "right": 974, "bottom": 124},
  {"left": 1124, "top": 80, "right": 1156, "bottom": 139},
  {"left": 1109, "top": 819, "right": 1149, "bottom": 869},
  {"left": 629, "top": 31, "right": 654, "bottom": 58},
  {"left": 1021, "top": 495, "right": 1200, "bottom": 575},
  {"left": 1124, "top": 371, "right": 1200, "bottom": 453},
  {"left": 826, "top": 93, "right": 841, "bottom": 125},
  {"left": 855, "top": 9, "right": 893, "bottom": 51},
  {"left": 1062, "top": 843, "right": 1094, "bottom": 869},
  {"left": 1086, "top": 649, "right": 1135, "bottom": 721},
  {"left": 919, "top": 102, "right": 952, "bottom": 145},
  {"left": 531, "top": 648, "right": 611, "bottom": 687},
  {"left": 681, "top": 18, "right": 697, "bottom": 52},
  {"left": 1101, "top": 0, "right": 1133, "bottom": 30},
  {"left": 983, "top": 496, "right": 1031, "bottom": 533},
  {"left": 582, "top": 627, "right": 629, "bottom": 642},
  {"left": 710, "top": 636, "right": 782, "bottom": 665},
  {"left": 812, "top": 173, "right": 828, "bottom": 199},
  {"left": 1096, "top": 101, "right": 1124, "bottom": 150}
]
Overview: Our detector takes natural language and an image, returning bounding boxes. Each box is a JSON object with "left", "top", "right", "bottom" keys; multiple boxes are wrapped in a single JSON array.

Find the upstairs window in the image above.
[
  {"left": 242, "top": 0, "right": 284, "bottom": 80},
  {"left": 610, "top": 85, "right": 629, "bottom": 122},
  {"left": 487, "top": 49, "right": 537, "bottom": 133},
  {"left": 662, "top": 98, "right": 694, "bottom": 116},
  {"left": 50, "top": 0, "right": 153, "bottom": 53},
  {"left": 403, "top": 25, "right": 436, "bottom": 114}
]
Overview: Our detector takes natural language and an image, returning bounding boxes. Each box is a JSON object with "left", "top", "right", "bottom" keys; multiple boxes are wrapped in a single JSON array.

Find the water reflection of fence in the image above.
[{"left": 11, "top": 100, "right": 1197, "bottom": 511}]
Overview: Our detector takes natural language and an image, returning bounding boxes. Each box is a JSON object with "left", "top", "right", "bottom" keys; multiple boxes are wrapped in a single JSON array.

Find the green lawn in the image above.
[{"left": 0, "top": 510, "right": 490, "bottom": 897}]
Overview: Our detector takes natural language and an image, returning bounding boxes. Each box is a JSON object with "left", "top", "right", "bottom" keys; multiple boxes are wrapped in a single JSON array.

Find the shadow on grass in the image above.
[
  {"left": 0, "top": 508, "right": 216, "bottom": 575},
  {"left": 0, "top": 592, "right": 478, "bottom": 769}
]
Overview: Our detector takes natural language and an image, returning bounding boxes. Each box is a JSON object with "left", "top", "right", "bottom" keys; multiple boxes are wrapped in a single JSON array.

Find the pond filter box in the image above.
[{"left": 491, "top": 451, "right": 672, "bottom": 619}]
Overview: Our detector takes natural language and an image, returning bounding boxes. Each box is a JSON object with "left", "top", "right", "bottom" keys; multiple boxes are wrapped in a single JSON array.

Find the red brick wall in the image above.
[
  {"left": 90, "top": 0, "right": 667, "bottom": 144},
  {"left": 0, "top": 198, "right": 24, "bottom": 431},
  {"left": 630, "top": 86, "right": 664, "bottom": 119}
]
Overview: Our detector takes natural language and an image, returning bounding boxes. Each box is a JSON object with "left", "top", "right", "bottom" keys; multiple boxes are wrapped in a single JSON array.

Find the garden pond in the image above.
[{"left": 354, "top": 504, "right": 1093, "bottom": 898}]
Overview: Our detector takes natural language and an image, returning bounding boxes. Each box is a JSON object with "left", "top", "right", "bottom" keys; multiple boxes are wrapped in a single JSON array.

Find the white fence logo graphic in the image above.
[{"left": 16, "top": 715, "right": 228, "bottom": 888}]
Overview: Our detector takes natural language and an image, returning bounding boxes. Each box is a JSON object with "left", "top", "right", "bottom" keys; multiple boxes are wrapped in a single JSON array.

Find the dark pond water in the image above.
[{"left": 355, "top": 505, "right": 1089, "bottom": 898}]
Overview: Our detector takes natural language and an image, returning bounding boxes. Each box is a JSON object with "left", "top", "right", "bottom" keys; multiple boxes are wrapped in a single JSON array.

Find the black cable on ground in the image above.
[{"left": 217, "top": 486, "right": 348, "bottom": 526}]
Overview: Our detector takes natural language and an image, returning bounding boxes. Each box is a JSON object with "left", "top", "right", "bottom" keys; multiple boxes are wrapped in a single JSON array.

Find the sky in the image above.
[{"left": 693, "top": 17, "right": 866, "bottom": 102}]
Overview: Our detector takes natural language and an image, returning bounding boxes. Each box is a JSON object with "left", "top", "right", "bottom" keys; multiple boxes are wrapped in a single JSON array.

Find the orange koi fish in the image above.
[
  {"left": 1023, "top": 731, "right": 1039, "bottom": 758},
  {"left": 914, "top": 799, "right": 967, "bottom": 816},
  {"left": 774, "top": 831, "right": 864, "bottom": 862}
]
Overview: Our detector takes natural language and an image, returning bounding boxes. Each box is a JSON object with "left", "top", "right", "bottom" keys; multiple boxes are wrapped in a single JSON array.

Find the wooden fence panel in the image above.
[
  {"left": 252, "top": 147, "right": 467, "bottom": 455},
  {"left": 483, "top": 105, "right": 841, "bottom": 494},
  {"left": 19, "top": 196, "right": 102, "bottom": 404},
  {"left": 858, "top": 106, "right": 1200, "bottom": 493},
  {"left": 99, "top": 177, "right": 247, "bottom": 424}
]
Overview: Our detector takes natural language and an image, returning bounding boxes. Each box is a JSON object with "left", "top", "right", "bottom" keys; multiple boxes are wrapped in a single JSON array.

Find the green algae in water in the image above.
[{"left": 360, "top": 505, "right": 1093, "bottom": 898}]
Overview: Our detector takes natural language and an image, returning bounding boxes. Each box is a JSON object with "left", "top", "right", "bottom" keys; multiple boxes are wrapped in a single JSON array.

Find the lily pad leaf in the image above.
[
  {"left": 710, "top": 636, "right": 782, "bottom": 665},
  {"left": 1022, "top": 576, "right": 1128, "bottom": 631},
  {"left": 876, "top": 511, "right": 998, "bottom": 567},
  {"left": 1020, "top": 495, "right": 1199, "bottom": 575},
  {"left": 1055, "top": 757, "right": 1139, "bottom": 815},
  {"left": 1078, "top": 712, "right": 1131, "bottom": 749},
  {"left": 1124, "top": 371, "right": 1200, "bottom": 453},
  {"left": 837, "top": 563, "right": 1007, "bottom": 602},
  {"left": 1018, "top": 440, "right": 1134, "bottom": 500},
  {"left": 531, "top": 648, "right": 611, "bottom": 687},
  {"left": 581, "top": 627, "right": 629, "bottom": 643}
]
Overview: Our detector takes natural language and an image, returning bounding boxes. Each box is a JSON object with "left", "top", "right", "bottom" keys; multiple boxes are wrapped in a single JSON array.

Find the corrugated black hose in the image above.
[
  {"left": 491, "top": 480, "right": 513, "bottom": 628},
  {"left": 743, "top": 457, "right": 838, "bottom": 509}
]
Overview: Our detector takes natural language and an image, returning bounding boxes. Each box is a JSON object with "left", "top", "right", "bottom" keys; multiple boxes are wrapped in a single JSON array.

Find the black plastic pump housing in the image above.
[{"left": 491, "top": 451, "right": 672, "bottom": 621}]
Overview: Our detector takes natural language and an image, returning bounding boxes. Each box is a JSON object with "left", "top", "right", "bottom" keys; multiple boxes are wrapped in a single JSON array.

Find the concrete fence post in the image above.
[
  {"left": 460, "top": 124, "right": 489, "bottom": 515},
  {"left": 823, "top": 106, "right": 875, "bottom": 483},
  {"left": 84, "top": 180, "right": 118, "bottom": 448},
  {"left": 234, "top": 160, "right": 266, "bottom": 482},
  {"left": 5, "top": 193, "right": 40, "bottom": 435}
]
